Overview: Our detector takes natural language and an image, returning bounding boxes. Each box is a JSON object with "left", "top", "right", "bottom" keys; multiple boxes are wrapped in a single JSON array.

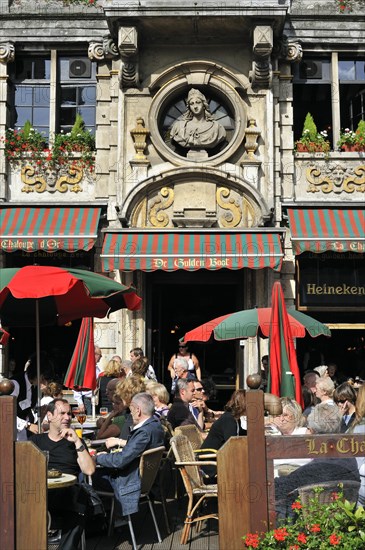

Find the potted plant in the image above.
[
  {"left": 338, "top": 120, "right": 365, "bottom": 152},
  {"left": 295, "top": 112, "right": 331, "bottom": 153},
  {"left": 242, "top": 487, "right": 365, "bottom": 549},
  {"left": 3, "top": 115, "right": 95, "bottom": 175}
]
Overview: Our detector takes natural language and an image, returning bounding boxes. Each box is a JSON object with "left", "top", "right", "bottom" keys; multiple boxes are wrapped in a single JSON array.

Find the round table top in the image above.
[{"left": 47, "top": 473, "right": 77, "bottom": 490}]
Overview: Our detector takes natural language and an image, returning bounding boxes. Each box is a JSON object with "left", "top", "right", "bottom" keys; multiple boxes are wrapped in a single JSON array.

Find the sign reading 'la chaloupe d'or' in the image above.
[{"left": 298, "top": 254, "right": 365, "bottom": 309}]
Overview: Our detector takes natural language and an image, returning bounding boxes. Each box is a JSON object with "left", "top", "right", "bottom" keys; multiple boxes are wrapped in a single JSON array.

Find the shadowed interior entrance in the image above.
[{"left": 147, "top": 270, "right": 244, "bottom": 406}]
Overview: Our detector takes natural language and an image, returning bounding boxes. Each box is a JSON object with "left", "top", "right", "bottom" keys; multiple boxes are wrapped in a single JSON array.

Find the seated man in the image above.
[
  {"left": 167, "top": 378, "right": 204, "bottom": 430},
  {"left": 93, "top": 392, "right": 165, "bottom": 519},
  {"left": 31, "top": 398, "right": 95, "bottom": 550}
]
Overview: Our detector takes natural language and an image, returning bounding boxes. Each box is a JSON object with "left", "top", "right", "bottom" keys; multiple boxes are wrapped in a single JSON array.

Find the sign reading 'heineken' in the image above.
[{"left": 297, "top": 252, "right": 365, "bottom": 309}]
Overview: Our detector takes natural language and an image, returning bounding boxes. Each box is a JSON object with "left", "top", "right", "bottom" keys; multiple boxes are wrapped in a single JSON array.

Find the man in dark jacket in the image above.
[
  {"left": 94, "top": 392, "right": 164, "bottom": 517},
  {"left": 167, "top": 378, "right": 204, "bottom": 430}
]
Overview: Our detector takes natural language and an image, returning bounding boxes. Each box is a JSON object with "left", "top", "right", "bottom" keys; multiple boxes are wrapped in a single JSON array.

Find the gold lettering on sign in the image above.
[
  {"left": 306, "top": 284, "right": 365, "bottom": 296},
  {"left": 306, "top": 437, "right": 365, "bottom": 456},
  {"left": 306, "top": 439, "right": 328, "bottom": 455}
]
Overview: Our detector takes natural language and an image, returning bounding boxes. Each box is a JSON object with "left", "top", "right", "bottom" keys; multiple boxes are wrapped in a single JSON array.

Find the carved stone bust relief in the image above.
[{"left": 160, "top": 86, "right": 234, "bottom": 161}]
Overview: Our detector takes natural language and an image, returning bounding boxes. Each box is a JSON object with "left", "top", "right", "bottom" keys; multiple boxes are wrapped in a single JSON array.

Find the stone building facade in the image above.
[{"left": 0, "top": 0, "right": 364, "bottom": 388}]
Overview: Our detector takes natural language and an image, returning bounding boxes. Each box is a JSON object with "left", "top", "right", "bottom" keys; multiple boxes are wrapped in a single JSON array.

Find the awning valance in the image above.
[
  {"left": 0, "top": 206, "right": 101, "bottom": 252},
  {"left": 287, "top": 208, "right": 365, "bottom": 254},
  {"left": 101, "top": 230, "right": 284, "bottom": 272}
]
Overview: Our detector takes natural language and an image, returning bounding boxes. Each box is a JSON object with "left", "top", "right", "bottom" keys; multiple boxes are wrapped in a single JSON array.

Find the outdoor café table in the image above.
[{"left": 47, "top": 473, "right": 77, "bottom": 490}]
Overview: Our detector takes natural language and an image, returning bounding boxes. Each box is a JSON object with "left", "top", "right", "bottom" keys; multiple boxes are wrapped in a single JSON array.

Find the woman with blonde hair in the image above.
[
  {"left": 104, "top": 375, "right": 147, "bottom": 450},
  {"left": 271, "top": 397, "right": 307, "bottom": 435},
  {"left": 146, "top": 381, "right": 170, "bottom": 418},
  {"left": 97, "top": 359, "right": 125, "bottom": 412}
]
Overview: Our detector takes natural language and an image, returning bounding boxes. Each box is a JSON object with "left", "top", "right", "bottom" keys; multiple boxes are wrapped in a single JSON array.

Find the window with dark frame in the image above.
[{"left": 8, "top": 53, "right": 97, "bottom": 141}]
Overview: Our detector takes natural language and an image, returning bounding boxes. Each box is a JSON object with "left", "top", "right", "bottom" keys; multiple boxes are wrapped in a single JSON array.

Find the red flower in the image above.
[
  {"left": 291, "top": 501, "right": 302, "bottom": 510},
  {"left": 243, "top": 533, "right": 260, "bottom": 548},
  {"left": 310, "top": 524, "right": 321, "bottom": 532},
  {"left": 289, "top": 546, "right": 299, "bottom": 550},
  {"left": 329, "top": 533, "right": 341, "bottom": 545},
  {"left": 297, "top": 533, "right": 307, "bottom": 544},
  {"left": 273, "top": 527, "right": 289, "bottom": 541},
  {"left": 330, "top": 492, "right": 340, "bottom": 501}
]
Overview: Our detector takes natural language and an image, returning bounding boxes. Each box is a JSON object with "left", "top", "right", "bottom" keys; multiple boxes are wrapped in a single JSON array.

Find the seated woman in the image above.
[
  {"left": 145, "top": 381, "right": 170, "bottom": 418},
  {"left": 96, "top": 394, "right": 126, "bottom": 439},
  {"left": 200, "top": 390, "right": 247, "bottom": 480},
  {"left": 268, "top": 397, "right": 307, "bottom": 435},
  {"left": 97, "top": 359, "right": 125, "bottom": 412},
  {"left": 102, "top": 375, "right": 147, "bottom": 450}
]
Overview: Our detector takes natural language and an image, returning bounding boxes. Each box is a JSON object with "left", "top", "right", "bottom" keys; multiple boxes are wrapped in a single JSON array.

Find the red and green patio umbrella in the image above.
[
  {"left": 183, "top": 307, "right": 331, "bottom": 342},
  {"left": 267, "top": 282, "right": 303, "bottom": 405},
  {"left": 64, "top": 317, "right": 97, "bottom": 391},
  {"left": 0, "top": 265, "right": 142, "bottom": 427},
  {"left": 0, "top": 327, "right": 10, "bottom": 346}
]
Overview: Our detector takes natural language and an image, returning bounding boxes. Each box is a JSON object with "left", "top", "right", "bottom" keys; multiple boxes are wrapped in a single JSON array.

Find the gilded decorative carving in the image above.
[
  {"left": 118, "top": 27, "right": 139, "bottom": 88},
  {"left": 217, "top": 187, "right": 242, "bottom": 227},
  {"left": 244, "top": 118, "right": 261, "bottom": 158},
  {"left": 306, "top": 164, "right": 365, "bottom": 194},
  {"left": 0, "top": 42, "right": 15, "bottom": 64},
  {"left": 149, "top": 187, "right": 174, "bottom": 227},
  {"left": 130, "top": 117, "right": 150, "bottom": 161},
  {"left": 249, "top": 26, "right": 273, "bottom": 88},
  {"left": 21, "top": 165, "right": 83, "bottom": 193}
]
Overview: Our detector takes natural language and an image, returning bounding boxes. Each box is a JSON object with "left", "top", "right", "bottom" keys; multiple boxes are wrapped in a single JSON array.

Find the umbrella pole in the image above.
[{"left": 36, "top": 300, "right": 42, "bottom": 432}]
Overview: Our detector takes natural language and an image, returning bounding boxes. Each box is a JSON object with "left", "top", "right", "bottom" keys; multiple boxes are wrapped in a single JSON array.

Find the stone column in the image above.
[{"left": 0, "top": 42, "right": 14, "bottom": 201}]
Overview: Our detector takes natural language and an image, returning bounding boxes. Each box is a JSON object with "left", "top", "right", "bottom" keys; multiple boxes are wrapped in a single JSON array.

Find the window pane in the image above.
[
  {"left": 79, "top": 86, "right": 96, "bottom": 105},
  {"left": 33, "top": 59, "right": 51, "bottom": 80},
  {"left": 15, "top": 86, "right": 34, "bottom": 106},
  {"left": 33, "top": 107, "right": 50, "bottom": 127},
  {"left": 34, "top": 86, "right": 50, "bottom": 106},
  {"left": 60, "top": 107, "right": 76, "bottom": 127},
  {"left": 355, "top": 61, "right": 365, "bottom": 81},
  {"left": 339, "top": 61, "right": 356, "bottom": 81},
  {"left": 78, "top": 107, "right": 94, "bottom": 126},
  {"left": 14, "top": 58, "right": 33, "bottom": 80},
  {"left": 15, "top": 107, "right": 32, "bottom": 126},
  {"left": 60, "top": 87, "right": 77, "bottom": 105}
]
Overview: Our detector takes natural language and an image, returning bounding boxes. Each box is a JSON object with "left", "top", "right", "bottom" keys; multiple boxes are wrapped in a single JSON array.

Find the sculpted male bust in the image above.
[{"left": 170, "top": 88, "right": 226, "bottom": 154}]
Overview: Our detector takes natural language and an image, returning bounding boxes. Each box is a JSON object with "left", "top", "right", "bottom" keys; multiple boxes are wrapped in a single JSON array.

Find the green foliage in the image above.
[
  {"left": 337, "top": 119, "right": 365, "bottom": 150},
  {"left": 295, "top": 112, "right": 331, "bottom": 153},
  {"left": 242, "top": 486, "right": 365, "bottom": 549},
  {"left": 3, "top": 119, "right": 95, "bottom": 174}
]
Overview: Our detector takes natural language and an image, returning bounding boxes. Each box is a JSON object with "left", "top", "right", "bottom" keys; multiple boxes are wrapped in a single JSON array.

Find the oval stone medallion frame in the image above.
[{"left": 148, "top": 61, "right": 248, "bottom": 167}]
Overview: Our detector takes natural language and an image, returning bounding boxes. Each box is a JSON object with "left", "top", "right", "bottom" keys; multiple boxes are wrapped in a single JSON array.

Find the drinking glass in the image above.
[{"left": 99, "top": 407, "right": 108, "bottom": 417}]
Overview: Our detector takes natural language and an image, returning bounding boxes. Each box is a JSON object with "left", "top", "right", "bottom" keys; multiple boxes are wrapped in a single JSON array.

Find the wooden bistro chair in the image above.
[
  {"left": 95, "top": 445, "right": 166, "bottom": 549},
  {"left": 170, "top": 434, "right": 218, "bottom": 545},
  {"left": 174, "top": 424, "right": 204, "bottom": 451}
]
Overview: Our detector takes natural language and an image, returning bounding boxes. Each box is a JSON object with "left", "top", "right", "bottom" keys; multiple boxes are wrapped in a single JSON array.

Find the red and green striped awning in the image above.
[
  {"left": 101, "top": 230, "right": 284, "bottom": 272},
  {"left": 0, "top": 206, "right": 101, "bottom": 252},
  {"left": 287, "top": 208, "right": 365, "bottom": 254}
]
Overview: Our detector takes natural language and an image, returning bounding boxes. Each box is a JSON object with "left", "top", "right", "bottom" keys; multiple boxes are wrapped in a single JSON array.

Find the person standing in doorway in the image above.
[{"left": 167, "top": 341, "right": 201, "bottom": 394}]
